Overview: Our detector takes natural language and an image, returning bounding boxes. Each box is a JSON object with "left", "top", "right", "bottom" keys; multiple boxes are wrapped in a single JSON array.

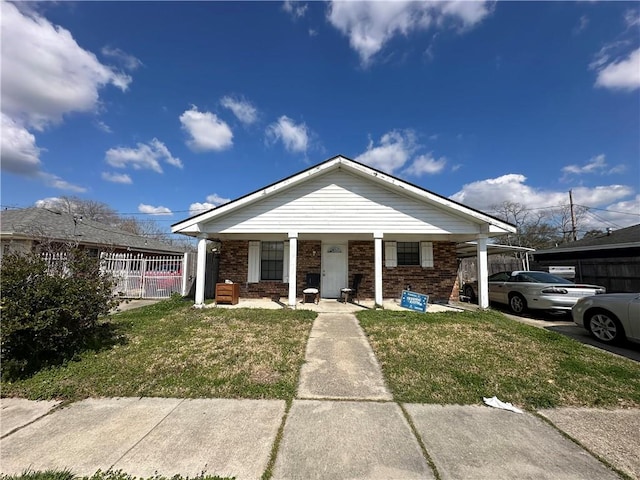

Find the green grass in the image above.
[
  {"left": 0, "top": 469, "right": 232, "bottom": 480},
  {"left": 1, "top": 298, "right": 315, "bottom": 401},
  {"left": 357, "top": 309, "right": 640, "bottom": 409}
]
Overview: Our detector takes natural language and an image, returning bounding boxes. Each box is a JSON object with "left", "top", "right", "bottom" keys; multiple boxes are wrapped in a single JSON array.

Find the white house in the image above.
[{"left": 172, "top": 155, "right": 516, "bottom": 308}]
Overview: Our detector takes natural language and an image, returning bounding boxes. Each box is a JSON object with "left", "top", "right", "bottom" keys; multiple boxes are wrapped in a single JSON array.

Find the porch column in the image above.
[
  {"left": 288, "top": 232, "right": 298, "bottom": 308},
  {"left": 374, "top": 231, "right": 383, "bottom": 307},
  {"left": 476, "top": 234, "right": 489, "bottom": 309},
  {"left": 194, "top": 234, "right": 208, "bottom": 308}
]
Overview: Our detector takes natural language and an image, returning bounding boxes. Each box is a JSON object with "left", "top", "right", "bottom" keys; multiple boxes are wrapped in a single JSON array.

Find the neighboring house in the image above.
[
  {"left": 532, "top": 224, "right": 640, "bottom": 293},
  {"left": 1, "top": 207, "right": 185, "bottom": 259},
  {"left": 172, "top": 156, "right": 516, "bottom": 308}
]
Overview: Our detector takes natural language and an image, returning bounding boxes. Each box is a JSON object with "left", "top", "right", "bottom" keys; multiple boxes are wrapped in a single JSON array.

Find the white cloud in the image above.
[
  {"left": 624, "top": 9, "right": 640, "bottom": 29},
  {"left": 102, "top": 171, "right": 133, "bottom": 184},
  {"left": 94, "top": 119, "right": 112, "bottom": 133},
  {"left": 450, "top": 174, "right": 636, "bottom": 228},
  {"left": 283, "top": 1, "right": 308, "bottom": 19},
  {"left": 594, "top": 47, "right": 640, "bottom": 91},
  {"left": 562, "top": 154, "right": 625, "bottom": 177},
  {"left": 326, "top": 1, "right": 492, "bottom": 66},
  {"left": 189, "top": 193, "right": 231, "bottom": 216},
  {"left": 138, "top": 203, "right": 173, "bottom": 216},
  {"left": 573, "top": 15, "right": 589, "bottom": 36},
  {"left": 403, "top": 153, "right": 447, "bottom": 176},
  {"left": 0, "top": 112, "right": 42, "bottom": 175},
  {"left": 1, "top": 1, "right": 131, "bottom": 130},
  {"left": 101, "top": 46, "right": 142, "bottom": 71},
  {"left": 39, "top": 172, "right": 86, "bottom": 193},
  {"left": 34, "top": 197, "right": 63, "bottom": 209},
  {"left": 105, "top": 138, "right": 181, "bottom": 173},
  {"left": 180, "top": 106, "right": 233, "bottom": 152},
  {"left": 220, "top": 96, "right": 258, "bottom": 125},
  {"left": 266, "top": 115, "right": 310, "bottom": 154},
  {"left": 355, "top": 130, "right": 416, "bottom": 173}
]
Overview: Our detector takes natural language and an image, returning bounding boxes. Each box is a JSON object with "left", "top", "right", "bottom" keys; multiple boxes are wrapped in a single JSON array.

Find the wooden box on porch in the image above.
[{"left": 215, "top": 283, "right": 239, "bottom": 305}]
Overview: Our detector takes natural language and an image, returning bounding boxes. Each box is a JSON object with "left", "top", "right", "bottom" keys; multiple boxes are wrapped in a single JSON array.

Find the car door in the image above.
[
  {"left": 488, "top": 272, "right": 511, "bottom": 304},
  {"left": 628, "top": 294, "right": 640, "bottom": 342}
]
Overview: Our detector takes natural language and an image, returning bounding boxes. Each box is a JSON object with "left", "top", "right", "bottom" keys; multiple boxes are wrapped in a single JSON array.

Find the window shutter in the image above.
[
  {"left": 421, "top": 241, "right": 434, "bottom": 268},
  {"left": 385, "top": 241, "right": 397, "bottom": 267},
  {"left": 248, "top": 241, "right": 260, "bottom": 283},
  {"left": 282, "top": 241, "right": 289, "bottom": 283}
]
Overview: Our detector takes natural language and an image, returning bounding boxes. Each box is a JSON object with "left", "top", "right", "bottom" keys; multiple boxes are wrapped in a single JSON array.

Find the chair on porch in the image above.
[
  {"left": 341, "top": 273, "right": 363, "bottom": 303},
  {"left": 302, "top": 273, "right": 321, "bottom": 304}
]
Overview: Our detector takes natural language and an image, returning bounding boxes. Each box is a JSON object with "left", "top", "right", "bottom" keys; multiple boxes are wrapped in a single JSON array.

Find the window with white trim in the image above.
[
  {"left": 261, "top": 241, "right": 283, "bottom": 280},
  {"left": 247, "top": 241, "right": 289, "bottom": 283},
  {"left": 385, "top": 241, "right": 434, "bottom": 268}
]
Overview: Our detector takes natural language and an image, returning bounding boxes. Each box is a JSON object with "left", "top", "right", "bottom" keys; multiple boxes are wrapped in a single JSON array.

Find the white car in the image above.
[
  {"left": 572, "top": 293, "right": 640, "bottom": 345},
  {"left": 462, "top": 271, "right": 606, "bottom": 314}
]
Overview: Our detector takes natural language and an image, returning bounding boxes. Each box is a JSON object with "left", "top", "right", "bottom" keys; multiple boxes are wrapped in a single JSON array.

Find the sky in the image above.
[{"left": 2, "top": 0, "right": 639, "bottom": 239}]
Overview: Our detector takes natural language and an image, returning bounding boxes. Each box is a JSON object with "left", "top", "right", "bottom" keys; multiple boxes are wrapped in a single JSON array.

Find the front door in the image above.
[{"left": 321, "top": 243, "right": 347, "bottom": 298}]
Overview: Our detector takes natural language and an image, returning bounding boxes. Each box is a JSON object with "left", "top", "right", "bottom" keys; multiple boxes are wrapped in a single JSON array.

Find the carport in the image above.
[{"left": 456, "top": 242, "right": 535, "bottom": 304}]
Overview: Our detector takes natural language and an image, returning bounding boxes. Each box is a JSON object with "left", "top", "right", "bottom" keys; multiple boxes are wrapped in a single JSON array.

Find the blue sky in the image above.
[{"left": 2, "top": 1, "right": 639, "bottom": 237}]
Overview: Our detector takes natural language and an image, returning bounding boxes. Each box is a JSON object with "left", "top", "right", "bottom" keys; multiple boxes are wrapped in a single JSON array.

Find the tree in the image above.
[
  {"left": 489, "top": 201, "right": 560, "bottom": 249},
  {"left": 37, "top": 196, "right": 120, "bottom": 225}
]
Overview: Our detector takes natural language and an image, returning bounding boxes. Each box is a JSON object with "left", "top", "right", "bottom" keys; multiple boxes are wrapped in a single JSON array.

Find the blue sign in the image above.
[{"left": 400, "top": 290, "right": 429, "bottom": 312}]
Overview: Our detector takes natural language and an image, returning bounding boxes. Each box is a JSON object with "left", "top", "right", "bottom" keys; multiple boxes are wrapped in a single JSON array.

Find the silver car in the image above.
[
  {"left": 572, "top": 293, "right": 640, "bottom": 345},
  {"left": 462, "top": 271, "right": 606, "bottom": 314}
]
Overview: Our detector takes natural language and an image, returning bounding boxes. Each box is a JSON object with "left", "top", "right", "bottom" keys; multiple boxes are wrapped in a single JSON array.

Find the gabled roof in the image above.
[
  {"left": 1, "top": 208, "right": 185, "bottom": 254},
  {"left": 172, "top": 155, "right": 516, "bottom": 235},
  {"left": 535, "top": 224, "right": 640, "bottom": 255}
]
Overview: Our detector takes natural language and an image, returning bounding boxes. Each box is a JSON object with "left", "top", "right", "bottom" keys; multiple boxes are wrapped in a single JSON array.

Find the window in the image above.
[
  {"left": 397, "top": 242, "right": 420, "bottom": 266},
  {"left": 260, "top": 241, "right": 284, "bottom": 281},
  {"left": 385, "top": 241, "right": 434, "bottom": 268}
]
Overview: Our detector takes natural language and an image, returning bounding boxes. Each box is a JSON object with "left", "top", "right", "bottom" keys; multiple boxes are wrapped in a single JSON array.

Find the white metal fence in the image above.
[
  {"left": 41, "top": 252, "right": 191, "bottom": 299},
  {"left": 100, "top": 253, "right": 187, "bottom": 299}
]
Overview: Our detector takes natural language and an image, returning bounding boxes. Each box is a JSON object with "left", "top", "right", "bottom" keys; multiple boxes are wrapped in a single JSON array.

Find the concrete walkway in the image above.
[{"left": 1, "top": 311, "right": 638, "bottom": 479}]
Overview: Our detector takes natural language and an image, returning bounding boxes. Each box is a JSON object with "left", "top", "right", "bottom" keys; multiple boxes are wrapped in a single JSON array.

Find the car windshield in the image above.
[{"left": 514, "top": 272, "right": 573, "bottom": 284}]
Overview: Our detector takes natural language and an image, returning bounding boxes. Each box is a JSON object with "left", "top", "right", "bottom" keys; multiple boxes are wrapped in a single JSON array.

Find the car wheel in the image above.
[
  {"left": 588, "top": 310, "right": 625, "bottom": 345},
  {"left": 509, "top": 293, "right": 527, "bottom": 314},
  {"left": 464, "top": 285, "right": 476, "bottom": 302}
]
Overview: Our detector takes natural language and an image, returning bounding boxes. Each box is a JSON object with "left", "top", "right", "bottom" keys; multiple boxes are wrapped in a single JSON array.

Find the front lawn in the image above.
[
  {"left": 358, "top": 309, "right": 640, "bottom": 409},
  {"left": 1, "top": 298, "right": 316, "bottom": 401}
]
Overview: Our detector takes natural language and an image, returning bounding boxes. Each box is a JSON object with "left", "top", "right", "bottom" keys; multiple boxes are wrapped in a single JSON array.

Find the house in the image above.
[
  {"left": 1, "top": 207, "right": 185, "bottom": 259},
  {"left": 171, "top": 155, "right": 516, "bottom": 308},
  {"left": 532, "top": 224, "right": 640, "bottom": 292}
]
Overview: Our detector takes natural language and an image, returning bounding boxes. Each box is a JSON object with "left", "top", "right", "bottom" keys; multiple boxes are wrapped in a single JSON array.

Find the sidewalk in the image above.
[{"left": 1, "top": 313, "right": 638, "bottom": 479}]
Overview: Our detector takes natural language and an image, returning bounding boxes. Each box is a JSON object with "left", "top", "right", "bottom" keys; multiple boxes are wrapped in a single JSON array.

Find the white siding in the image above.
[{"left": 202, "top": 170, "right": 479, "bottom": 235}]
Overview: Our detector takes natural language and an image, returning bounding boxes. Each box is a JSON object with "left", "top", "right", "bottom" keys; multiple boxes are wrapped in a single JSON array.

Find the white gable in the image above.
[
  {"left": 172, "top": 156, "right": 516, "bottom": 238},
  {"left": 193, "top": 169, "right": 481, "bottom": 235}
]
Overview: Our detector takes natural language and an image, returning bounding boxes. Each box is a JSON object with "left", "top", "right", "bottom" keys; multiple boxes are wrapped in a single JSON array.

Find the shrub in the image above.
[{"left": 1, "top": 249, "right": 118, "bottom": 380}]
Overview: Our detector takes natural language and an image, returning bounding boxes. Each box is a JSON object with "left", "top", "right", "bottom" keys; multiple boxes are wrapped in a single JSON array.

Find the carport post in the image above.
[{"left": 476, "top": 234, "right": 489, "bottom": 309}]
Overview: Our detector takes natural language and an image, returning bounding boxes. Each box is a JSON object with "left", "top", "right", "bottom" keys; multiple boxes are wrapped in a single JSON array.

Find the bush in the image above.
[{"left": 1, "top": 249, "right": 118, "bottom": 380}]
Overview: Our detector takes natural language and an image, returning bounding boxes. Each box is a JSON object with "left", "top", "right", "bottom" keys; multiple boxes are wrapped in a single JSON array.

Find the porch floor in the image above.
[{"left": 208, "top": 298, "right": 463, "bottom": 313}]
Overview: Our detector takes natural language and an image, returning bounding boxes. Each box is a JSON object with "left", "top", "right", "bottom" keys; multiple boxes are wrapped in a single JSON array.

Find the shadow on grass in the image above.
[{"left": 2, "top": 321, "right": 128, "bottom": 383}]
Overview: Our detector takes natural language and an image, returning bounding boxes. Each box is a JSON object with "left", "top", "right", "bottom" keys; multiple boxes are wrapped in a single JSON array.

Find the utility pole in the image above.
[{"left": 569, "top": 190, "right": 577, "bottom": 242}]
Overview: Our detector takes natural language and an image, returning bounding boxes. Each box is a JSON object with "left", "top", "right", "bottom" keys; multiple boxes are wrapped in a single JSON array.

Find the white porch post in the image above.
[
  {"left": 374, "top": 232, "right": 383, "bottom": 306},
  {"left": 476, "top": 234, "right": 489, "bottom": 309},
  {"left": 194, "top": 234, "right": 208, "bottom": 308},
  {"left": 288, "top": 232, "right": 298, "bottom": 308}
]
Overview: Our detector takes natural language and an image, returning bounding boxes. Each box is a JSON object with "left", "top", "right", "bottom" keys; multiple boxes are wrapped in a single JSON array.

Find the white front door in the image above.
[{"left": 321, "top": 243, "right": 347, "bottom": 298}]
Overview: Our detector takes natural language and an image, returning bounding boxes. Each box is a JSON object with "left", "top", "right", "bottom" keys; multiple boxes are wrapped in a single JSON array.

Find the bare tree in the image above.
[{"left": 37, "top": 196, "right": 120, "bottom": 225}]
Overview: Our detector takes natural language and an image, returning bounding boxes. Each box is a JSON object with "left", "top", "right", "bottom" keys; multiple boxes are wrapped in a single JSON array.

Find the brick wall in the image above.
[
  {"left": 218, "top": 239, "right": 459, "bottom": 302},
  {"left": 381, "top": 241, "right": 459, "bottom": 302}
]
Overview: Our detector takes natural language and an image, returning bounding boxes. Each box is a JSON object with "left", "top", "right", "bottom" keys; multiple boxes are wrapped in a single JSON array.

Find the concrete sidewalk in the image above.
[{"left": 2, "top": 312, "right": 638, "bottom": 479}]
